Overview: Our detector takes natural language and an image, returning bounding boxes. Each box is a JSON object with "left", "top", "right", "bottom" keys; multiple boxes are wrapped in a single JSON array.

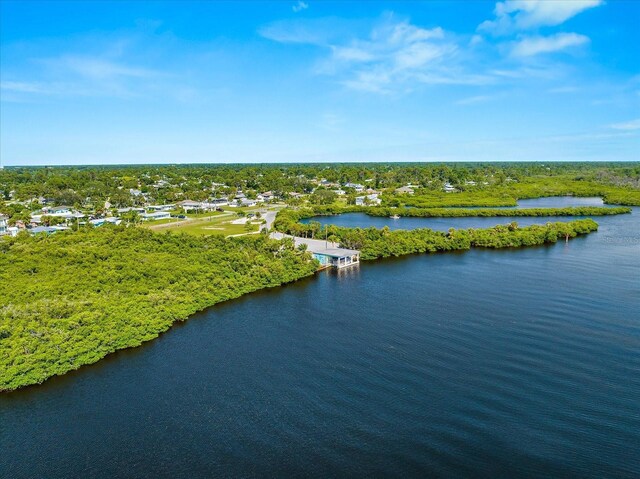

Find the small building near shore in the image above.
[
  {"left": 312, "top": 248, "right": 360, "bottom": 269},
  {"left": 270, "top": 232, "right": 360, "bottom": 269}
]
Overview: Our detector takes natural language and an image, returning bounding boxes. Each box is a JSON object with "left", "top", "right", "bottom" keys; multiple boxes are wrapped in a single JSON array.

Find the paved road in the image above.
[
  {"left": 261, "top": 210, "right": 277, "bottom": 231},
  {"left": 269, "top": 232, "right": 339, "bottom": 250}
]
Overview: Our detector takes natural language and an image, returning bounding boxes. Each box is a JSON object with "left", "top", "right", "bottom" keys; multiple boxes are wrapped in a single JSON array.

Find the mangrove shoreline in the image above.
[{"left": 1, "top": 216, "right": 602, "bottom": 391}]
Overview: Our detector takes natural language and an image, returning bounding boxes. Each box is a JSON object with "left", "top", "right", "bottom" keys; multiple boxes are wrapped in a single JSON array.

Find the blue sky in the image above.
[{"left": 1, "top": 0, "right": 638, "bottom": 165}]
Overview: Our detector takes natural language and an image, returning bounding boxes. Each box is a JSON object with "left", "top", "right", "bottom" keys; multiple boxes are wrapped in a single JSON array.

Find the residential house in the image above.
[
  {"left": 344, "top": 183, "right": 365, "bottom": 192},
  {"left": 147, "top": 204, "right": 175, "bottom": 211},
  {"left": 89, "top": 217, "right": 122, "bottom": 227},
  {"left": 240, "top": 198, "right": 257, "bottom": 207},
  {"left": 31, "top": 207, "right": 85, "bottom": 224},
  {"left": 209, "top": 198, "right": 229, "bottom": 207},
  {"left": 29, "top": 225, "right": 70, "bottom": 235},
  {"left": 141, "top": 211, "right": 171, "bottom": 221},
  {"left": 261, "top": 191, "right": 275, "bottom": 201},
  {"left": 29, "top": 226, "right": 58, "bottom": 235},
  {"left": 395, "top": 186, "right": 415, "bottom": 195},
  {"left": 42, "top": 205, "right": 73, "bottom": 215},
  {"left": 117, "top": 207, "right": 145, "bottom": 214},
  {"left": 177, "top": 200, "right": 203, "bottom": 212},
  {"left": 355, "top": 194, "right": 382, "bottom": 206}
]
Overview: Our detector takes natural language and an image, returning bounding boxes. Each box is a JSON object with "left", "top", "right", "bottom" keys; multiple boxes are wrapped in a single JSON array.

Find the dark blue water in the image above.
[
  {"left": 303, "top": 197, "right": 619, "bottom": 232},
  {"left": 1, "top": 208, "right": 639, "bottom": 478}
]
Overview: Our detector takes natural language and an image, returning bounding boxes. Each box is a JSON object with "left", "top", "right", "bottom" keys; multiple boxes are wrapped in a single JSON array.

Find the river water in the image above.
[
  {"left": 1, "top": 199, "right": 639, "bottom": 478},
  {"left": 301, "top": 196, "right": 621, "bottom": 232}
]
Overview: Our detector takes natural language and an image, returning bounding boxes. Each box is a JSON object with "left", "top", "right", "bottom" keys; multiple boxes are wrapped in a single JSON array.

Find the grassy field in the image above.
[{"left": 143, "top": 210, "right": 264, "bottom": 236}]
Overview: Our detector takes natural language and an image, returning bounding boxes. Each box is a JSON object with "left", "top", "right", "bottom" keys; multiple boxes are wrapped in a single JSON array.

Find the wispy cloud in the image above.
[
  {"left": 610, "top": 118, "right": 640, "bottom": 131},
  {"left": 292, "top": 1, "right": 308, "bottom": 13},
  {"left": 262, "top": 15, "right": 493, "bottom": 93},
  {"left": 0, "top": 81, "right": 50, "bottom": 94},
  {"left": 258, "top": 17, "right": 348, "bottom": 45},
  {"left": 479, "top": 0, "right": 603, "bottom": 35},
  {"left": 455, "top": 95, "right": 491, "bottom": 105},
  {"left": 510, "top": 33, "right": 590, "bottom": 57},
  {"left": 44, "top": 55, "right": 161, "bottom": 80},
  {"left": 0, "top": 29, "right": 183, "bottom": 102}
]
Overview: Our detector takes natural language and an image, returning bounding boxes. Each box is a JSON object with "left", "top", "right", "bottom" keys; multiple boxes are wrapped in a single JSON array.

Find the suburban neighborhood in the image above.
[{"left": 0, "top": 164, "right": 500, "bottom": 237}]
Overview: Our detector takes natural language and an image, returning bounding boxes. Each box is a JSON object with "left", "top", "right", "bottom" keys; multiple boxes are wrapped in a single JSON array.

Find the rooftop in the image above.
[{"left": 313, "top": 248, "right": 360, "bottom": 258}]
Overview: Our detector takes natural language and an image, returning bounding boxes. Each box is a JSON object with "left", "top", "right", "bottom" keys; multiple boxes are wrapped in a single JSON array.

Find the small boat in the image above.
[{"left": 390, "top": 215, "right": 400, "bottom": 219}]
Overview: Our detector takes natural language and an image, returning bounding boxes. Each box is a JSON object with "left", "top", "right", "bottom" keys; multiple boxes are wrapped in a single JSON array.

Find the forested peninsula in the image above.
[
  {"left": 0, "top": 228, "right": 318, "bottom": 391},
  {"left": 284, "top": 204, "right": 631, "bottom": 218},
  {"left": 274, "top": 210, "right": 599, "bottom": 260},
  {"left": 1, "top": 216, "right": 600, "bottom": 391}
]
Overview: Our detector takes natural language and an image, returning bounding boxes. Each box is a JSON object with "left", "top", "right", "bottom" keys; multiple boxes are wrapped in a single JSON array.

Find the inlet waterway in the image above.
[
  {"left": 301, "top": 197, "right": 624, "bottom": 232},
  {"left": 1, "top": 202, "right": 639, "bottom": 478}
]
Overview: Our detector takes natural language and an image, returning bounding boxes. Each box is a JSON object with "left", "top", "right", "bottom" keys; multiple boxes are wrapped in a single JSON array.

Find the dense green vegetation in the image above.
[
  {"left": 282, "top": 204, "right": 630, "bottom": 219},
  {"left": 370, "top": 206, "right": 630, "bottom": 217},
  {"left": 1, "top": 162, "right": 634, "bottom": 392},
  {"left": 273, "top": 209, "right": 599, "bottom": 260},
  {"left": 331, "top": 220, "right": 599, "bottom": 260},
  {"left": 396, "top": 177, "right": 640, "bottom": 207},
  {"left": 1, "top": 163, "right": 639, "bottom": 222},
  {"left": 0, "top": 227, "right": 318, "bottom": 391}
]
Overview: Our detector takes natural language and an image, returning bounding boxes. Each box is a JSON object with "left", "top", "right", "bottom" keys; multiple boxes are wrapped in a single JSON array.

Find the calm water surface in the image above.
[
  {"left": 1, "top": 205, "right": 639, "bottom": 478},
  {"left": 303, "top": 197, "right": 619, "bottom": 232}
]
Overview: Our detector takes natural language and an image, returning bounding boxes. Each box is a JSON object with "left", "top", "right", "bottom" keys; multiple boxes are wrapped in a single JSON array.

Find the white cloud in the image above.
[
  {"left": 610, "top": 119, "right": 640, "bottom": 131},
  {"left": 331, "top": 46, "right": 375, "bottom": 62},
  {"left": 479, "top": 0, "right": 603, "bottom": 35},
  {"left": 2, "top": 47, "right": 169, "bottom": 101},
  {"left": 292, "top": 1, "right": 308, "bottom": 13},
  {"left": 46, "top": 55, "right": 160, "bottom": 80},
  {"left": 510, "top": 32, "right": 589, "bottom": 57},
  {"left": 0, "top": 81, "right": 49, "bottom": 94},
  {"left": 258, "top": 18, "right": 345, "bottom": 45},
  {"left": 262, "top": 15, "right": 491, "bottom": 93}
]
